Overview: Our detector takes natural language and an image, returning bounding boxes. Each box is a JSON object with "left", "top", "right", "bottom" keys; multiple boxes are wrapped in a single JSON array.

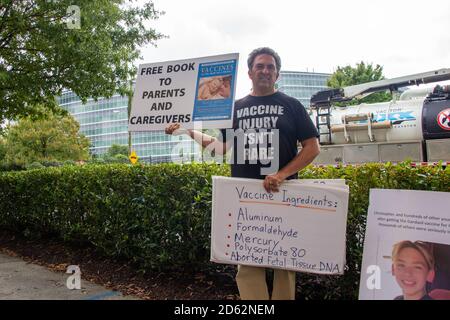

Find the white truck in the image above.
[{"left": 309, "top": 69, "right": 450, "bottom": 164}]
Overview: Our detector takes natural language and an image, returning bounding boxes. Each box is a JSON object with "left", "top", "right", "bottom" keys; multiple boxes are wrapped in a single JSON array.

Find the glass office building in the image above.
[
  {"left": 277, "top": 71, "right": 331, "bottom": 108},
  {"left": 57, "top": 91, "right": 201, "bottom": 163}
]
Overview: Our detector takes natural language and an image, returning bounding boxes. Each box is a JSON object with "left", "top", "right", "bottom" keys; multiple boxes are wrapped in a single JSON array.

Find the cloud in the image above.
[{"left": 139, "top": 0, "right": 450, "bottom": 95}]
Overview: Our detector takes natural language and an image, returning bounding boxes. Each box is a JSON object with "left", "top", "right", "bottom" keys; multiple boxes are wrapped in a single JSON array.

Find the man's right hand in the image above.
[{"left": 165, "top": 123, "right": 187, "bottom": 136}]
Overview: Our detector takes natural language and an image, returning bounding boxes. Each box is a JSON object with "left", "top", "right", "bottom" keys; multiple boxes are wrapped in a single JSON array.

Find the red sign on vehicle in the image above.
[{"left": 437, "top": 108, "right": 450, "bottom": 130}]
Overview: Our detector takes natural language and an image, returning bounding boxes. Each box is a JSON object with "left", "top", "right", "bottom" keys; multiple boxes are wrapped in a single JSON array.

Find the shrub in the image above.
[
  {"left": 0, "top": 162, "right": 26, "bottom": 172},
  {"left": 0, "top": 162, "right": 448, "bottom": 299},
  {"left": 40, "top": 160, "right": 63, "bottom": 167},
  {"left": 25, "top": 161, "right": 45, "bottom": 170},
  {"left": 63, "top": 160, "right": 76, "bottom": 166}
]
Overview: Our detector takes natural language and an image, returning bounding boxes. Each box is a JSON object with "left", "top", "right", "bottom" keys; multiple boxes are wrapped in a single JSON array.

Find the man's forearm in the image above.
[
  {"left": 186, "top": 129, "right": 215, "bottom": 149},
  {"left": 186, "top": 130, "right": 228, "bottom": 155},
  {"left": 277, "top": 143, "right": 320, "bottom": 180},
  {"left": 263, "top": 140, "right": 320, "bottom": 193}
]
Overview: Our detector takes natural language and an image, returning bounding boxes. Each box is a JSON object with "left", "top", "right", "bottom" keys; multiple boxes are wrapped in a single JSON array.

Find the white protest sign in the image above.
[
  {"left": 359, "top": 189, "right": 450, "bottom": 300},
  {"left": 129, "top": 53, "right": 239, "bottom": 131},
  {"left": 211, "top": 176, "right": 349, "bottom": 275}
]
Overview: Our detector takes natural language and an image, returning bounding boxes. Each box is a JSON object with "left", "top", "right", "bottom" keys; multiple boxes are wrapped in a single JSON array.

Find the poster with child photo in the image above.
[{"left": 359, "top": 189, "right": 450, "bottom": 300}]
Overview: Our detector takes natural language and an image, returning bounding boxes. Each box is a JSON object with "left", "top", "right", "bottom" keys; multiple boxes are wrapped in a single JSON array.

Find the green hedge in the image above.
[{"left": 0, "top": 162, "right": 448, "bottom": 299}]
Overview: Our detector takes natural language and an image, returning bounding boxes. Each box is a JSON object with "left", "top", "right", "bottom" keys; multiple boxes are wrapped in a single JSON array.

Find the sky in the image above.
[{"left": 138, "top": 0, "right": 450, "bottom": 98}]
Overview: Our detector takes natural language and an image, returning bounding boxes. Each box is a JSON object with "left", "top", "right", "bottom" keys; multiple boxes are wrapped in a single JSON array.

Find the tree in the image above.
[
  {"left": 96, "top": 144, "right": 130, "bottom": 163},
  {"left": 327, "top": 62, "right": 392, "bottom": 104},
  {"left": 106, "top": 144, "right": 129, "bottom": 157},
  {"left": 0, "top": 0, "right": 164, "bottom": 122},
  {"left": 0, "top": 137, "right": 6, "bottom": 162},
  {"left": 4, "top": 112, "right": 90, "bottom": 165}
]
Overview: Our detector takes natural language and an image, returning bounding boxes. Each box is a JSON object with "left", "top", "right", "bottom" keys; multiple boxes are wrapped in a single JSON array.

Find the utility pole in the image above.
[{"left": 127, "top": 88, "right": 132, "bottom": 155}]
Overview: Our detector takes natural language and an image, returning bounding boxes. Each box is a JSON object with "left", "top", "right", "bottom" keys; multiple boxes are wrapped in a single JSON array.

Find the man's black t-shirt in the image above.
[{"left": 220, "top": 91, "right": 318, "bottom": 180}]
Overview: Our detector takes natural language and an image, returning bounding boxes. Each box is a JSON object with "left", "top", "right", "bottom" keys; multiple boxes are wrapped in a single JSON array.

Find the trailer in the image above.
[{"left": 309, "top": 69, "right": 450, "bottom": 164}]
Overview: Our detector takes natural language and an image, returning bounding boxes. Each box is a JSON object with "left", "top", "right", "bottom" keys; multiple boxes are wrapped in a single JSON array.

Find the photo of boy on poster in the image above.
[{"left": 390, "top": 240, "right": 450, "bottom": 300}]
